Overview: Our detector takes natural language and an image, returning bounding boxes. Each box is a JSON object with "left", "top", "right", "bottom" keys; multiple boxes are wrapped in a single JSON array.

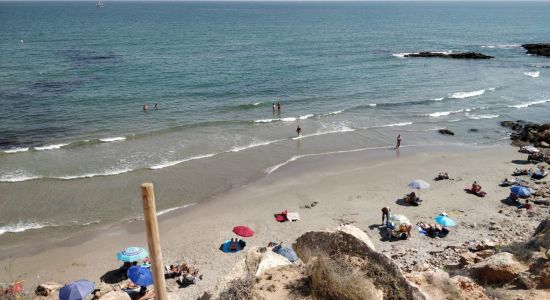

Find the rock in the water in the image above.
[
  {"left": 522, "top": 43, "right": 550, "bottom": 57},
  {"left": 439, "top": 129, "right": 455, "bottom": 136},
  {"left": 405, "top": 52, "right": 493, "bottom": 59},
  {"left": 469, "top": 252, "right": 526, "bottom": 284},
  {"left": 468, "top": 128, "right": 479, "bottom": 133}
]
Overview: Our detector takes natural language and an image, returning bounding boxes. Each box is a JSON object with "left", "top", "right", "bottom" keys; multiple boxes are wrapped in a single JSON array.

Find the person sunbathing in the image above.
[
  {"left": 435, "top": 172, "right": 450, "bottom": 181},
  {"left": 229, "top": 238, "right": 239, "bottom": 251},
  {"left": 471, "top": 181, "right": 481, "bottom": 193}
]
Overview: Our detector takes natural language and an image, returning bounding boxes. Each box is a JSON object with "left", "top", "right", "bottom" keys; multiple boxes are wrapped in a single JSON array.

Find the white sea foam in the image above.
[
  {"left": 392, "top": 51, "right": 452, "bottom": 58},
  {"left": 380, "top": 122, "right": 413, "bottom": 127},
  {"left": 57, "top": 168, "right": 133, "bottom": 180},
  {"left": 508, "top": 99, "right": 550, "bottom": 109},
  {"left": 299, "top": 114, "right": 314, "bottom": 120},
  {"left": 432, "top": 97, "right": 445, "bottom": 101},
  {"left": 254, "top": 119, "right": 275, "bottom": 123},
  {"left": 34, "top": 143, "right": 69, "bottom": 151},
  {"left": 0, "top": 174, "right": 42, "bottom": 182},
  {"left": 229, "top": 139, "right": 284, "bottom": 152},
  {"left": 99, "top": 136, "right": 126, "bottom": 142},
  {"left": 427, "top": 109, "right": 469, "bottom": 118},
  {"left": 292, "top": 126, "right": 355, "bottom": 140},
  {"left": 448, "top": 89, "right": 486, "bottom": 99},
  {"left": 157, "top": 203, "right": 196, "bottom": 216},
  {"left": 3, "top": 147, "right": 29, "bottom": 154},
  {"left": 252, "top": 102, "right": 261, "bottom": 106},
  {"left": 391, "top": 52, "right": 411, "bottom": 58},
  {"left": 368, "top": 103, "right": 377, "bottom": 107},
  {"left": 465, "top": 113, "right": 500, "bottom": 120},
  {"left": 0, "top": 222, "right": 47, "bottom": 235},
  {"left": 481, "top": 44, "right": 520, "bottom": 49},
  {"left": 149, "top": 153, "right": 217, "bottom": 170},
  {"left": 281, "top": 117, "right": 297, "bottom": 122},
  {"left": 266, "top": 145, "right": 394, "bottom": 175},
  {"left": 524, "top": 71, "right": 540, "bottom": 78}
]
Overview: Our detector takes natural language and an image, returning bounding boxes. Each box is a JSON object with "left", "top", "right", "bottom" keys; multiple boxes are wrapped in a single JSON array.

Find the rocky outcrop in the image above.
[
  {"left": 438, "top": 129, "right": 455, "bottom": 136},
  {"left": 522, "top": 44, "right": 550, "bottom": 57},
  {"left": 406, "top": 270, "right": 490, "bottom": 300},
  {"left": 98, "top": 291, "right": 131, "bottom": 300},
  {"left": 294, "top": 224, "right": 427, "bottom": 300},
  {"left": 405, "top": 52, "right": 493, "bottom": 59},
  {"left": 469, "top": 252, "right": 527, "bottom": 284}
]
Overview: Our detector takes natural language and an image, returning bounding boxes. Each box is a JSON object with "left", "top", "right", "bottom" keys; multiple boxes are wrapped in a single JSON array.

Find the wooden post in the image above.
[{"left": 140, "top": 183, "right": 168, "bottom": 300}]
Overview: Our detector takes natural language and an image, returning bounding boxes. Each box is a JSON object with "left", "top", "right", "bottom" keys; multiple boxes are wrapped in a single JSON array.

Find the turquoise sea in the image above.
[{"left": 0, "top": 1, "right": 549, "bottom": 238}]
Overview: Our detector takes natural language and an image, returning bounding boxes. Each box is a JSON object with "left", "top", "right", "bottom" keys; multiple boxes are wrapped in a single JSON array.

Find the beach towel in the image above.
[
  {"left": 220, "top": 240, "right": 242, "bottom": 253},
  {"left": 287, "top": 212, "right": 301, "bottom": 222}
]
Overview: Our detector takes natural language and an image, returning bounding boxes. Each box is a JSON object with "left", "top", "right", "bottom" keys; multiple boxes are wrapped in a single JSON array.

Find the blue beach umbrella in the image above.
[
  {"left": 59, "top": 280, "right": 95, "bottom": 300},
  {"left": 127, "top": 266, "right": 153, "bottom": 287},
  {"left": 273, "top": 245, "right": 298, "bottom": 262},
  {"left": 116, "top": 246, "right": 149, "bottom": 262},
  {"left": 511, "top": 186, "right": 531, "bottom": 198},
  {"left": 434, "top": 214, "right": 457, "bottom": 227}
]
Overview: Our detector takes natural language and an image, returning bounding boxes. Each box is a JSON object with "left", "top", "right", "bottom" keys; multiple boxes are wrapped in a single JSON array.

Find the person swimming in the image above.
[{"left": 143, "top": 103, "right": 148, "bottom": 112}]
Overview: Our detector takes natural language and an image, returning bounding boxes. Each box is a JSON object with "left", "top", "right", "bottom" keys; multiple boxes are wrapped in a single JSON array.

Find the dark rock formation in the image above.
[
  {"left": 405, "top": 52, "right": 493, "bottom": 59},
  {"left": 501, "top": 120, "right": 550, "bottom": 147},
  {"left": 522, "top": 44, "right": 550, "bottom": 57},
  {"left": 468, "top": 128, "right": 479, "bottom": 133},
  {"left": 439, "top": 129, "right": 455, "bottom": 136}
]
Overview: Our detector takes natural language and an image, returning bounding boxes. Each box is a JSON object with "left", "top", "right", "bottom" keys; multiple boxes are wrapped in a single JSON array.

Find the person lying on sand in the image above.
[
  {"left": 513, "top": 168, "right": 532, "bottom": 176},
  {"left": 229, "top": 238, "right": 239, "bottom": 251}
]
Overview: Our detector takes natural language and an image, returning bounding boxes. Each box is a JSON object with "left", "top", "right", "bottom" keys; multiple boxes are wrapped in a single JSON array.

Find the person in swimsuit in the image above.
[
  {"left": 395, "top": 134, "right": 402, "bottom": 149},
  {"left": 296, "top": 125, "right": 302, "bottom": 137}
]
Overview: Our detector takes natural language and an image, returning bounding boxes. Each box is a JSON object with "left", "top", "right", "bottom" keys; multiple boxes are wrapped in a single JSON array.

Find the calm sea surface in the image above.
[{"left": 1, "top": 1, "right": 549, "bottom": 240}]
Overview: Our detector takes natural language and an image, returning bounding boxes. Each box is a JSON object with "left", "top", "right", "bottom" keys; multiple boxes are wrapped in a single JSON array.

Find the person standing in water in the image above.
[
  {"left": 277, "top": 101, "right": 281, "bottom": 113},
  {"left": 143, "top": 103, "right": 148, "bottom": 112},
  {"left": 272, "top": 103, "right": 276, "bottom": 114},
  {"left": 296, "top": 125, "right": 302, "bottom": 137},
  {"left": 395, "top": 134, "right": 402, "bottom": 149},
  {"left": 154, "top": 103, "right": 158, "bottom": 110}
]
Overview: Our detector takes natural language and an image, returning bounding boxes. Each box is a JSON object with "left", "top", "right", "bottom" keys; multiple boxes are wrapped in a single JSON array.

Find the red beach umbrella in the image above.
[{"left": 233, "top": 226, "right": 254, "bottom": 237}]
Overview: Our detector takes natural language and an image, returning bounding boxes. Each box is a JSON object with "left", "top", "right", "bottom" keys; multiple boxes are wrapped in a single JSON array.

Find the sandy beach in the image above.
[{"left": 1, "top": 144, "right": 548, "bottom": 299}]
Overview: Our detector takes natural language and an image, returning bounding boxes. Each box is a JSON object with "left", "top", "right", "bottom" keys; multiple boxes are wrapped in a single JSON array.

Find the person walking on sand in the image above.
[
  {"left": 143, "top": 103, "right": 148, "bottom": 112},
  {"left": 395, "top": 134, "right": 402, "bottom": 149},
  {"left": 381, "top": 206, "right": 391, "bottom": 225},
  {"left": 296, "top": 125, "right": 302, "bottom": 137}
]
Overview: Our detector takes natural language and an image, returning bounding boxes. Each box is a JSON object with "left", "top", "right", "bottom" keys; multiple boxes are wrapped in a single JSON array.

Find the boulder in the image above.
[
  {"left": 406, "top": 271, "right": 490, "bottom": 300},
  {"left": 294, "top": 224, "right": 428, "bottom": 300},
  {"left": 459, "top": 252, "right": 477, "bottom": 266},
  {"left": 522, "top": 43, "right": 550, "bottom": 57},
  {"left": 405, "top": 52, "right": 493, "bottom": 59},
  {"left": 98, "top": 291, "right": 131, "bottom": 300},
  {"left": 439, "top": 129, "right": 455, "bottom": 136},
  {"left": 469, "top": 252, "right": 526, "bottom": 284}
]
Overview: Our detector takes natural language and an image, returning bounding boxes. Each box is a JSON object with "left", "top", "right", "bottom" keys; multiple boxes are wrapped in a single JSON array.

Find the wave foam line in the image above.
[
  {"left": 149, "top": 153, "right": 218, "bottom": 170},
  {"left": 448, "top": 89, "right": 487, "bottom": 99},
  {"left": 481, "top": 44, "right": 520, "bottom": 49},
  {"left": 292, "top": 126, "right": 355, "bottom": 140},
  {"left": 427, "top": 109, "right": 470, "bottom": 118},
  {"left": 99, "top": 136, "right": 126, "bottom": 143},
  {"left": 0, "top": 222, "right": 48, "bottom": 235},
  {"left": 229, "top": 139, "right": 285, "bottom": 152},
  {"left": 157, "top": 203, "right": 196, "bottom": 217},
  {"left": 465, "top": 113, "right": 499, "bottom": 120},
  {"left": 266, "top": 145, "right": 397, "bottom": 175},
  {"left": 34, "top": 143, "right": 69, "bottom": 151},
  {"left": 381, "top": 122, "right": 413, "bottom": 127},
  {"left": 0, "top": 173, "right": 43, "bottom": 182},
  {"left": 524, "top": 71, "right": 540, "bottom": 78},
  {"left": 57, "top": 168, "right": 133, "bottom": 180},
  {"left": 508, "top": 99, "right": 550, "bottom": 109},
  {"left": 3, "top": 147, "right": 30, "bottom": 154}
]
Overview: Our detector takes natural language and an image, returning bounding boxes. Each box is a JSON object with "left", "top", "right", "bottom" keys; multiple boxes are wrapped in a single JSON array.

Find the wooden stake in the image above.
[{"left": 140, "top": 183, "right": 167, "bottom": 300}]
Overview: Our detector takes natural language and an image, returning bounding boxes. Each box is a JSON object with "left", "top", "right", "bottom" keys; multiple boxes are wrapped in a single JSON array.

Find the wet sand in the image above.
[{"left": 1, "top": 144, "right": 545, "bottom": 299}]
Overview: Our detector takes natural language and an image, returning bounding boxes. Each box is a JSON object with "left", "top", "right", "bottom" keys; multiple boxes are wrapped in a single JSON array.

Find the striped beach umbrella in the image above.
[{"left": 116, "top": 246, "right": 149, "bottom": 262}]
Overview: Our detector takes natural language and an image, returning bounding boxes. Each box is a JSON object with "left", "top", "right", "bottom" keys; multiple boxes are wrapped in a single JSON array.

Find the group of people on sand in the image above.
[
  {"left": 165, "top": 261, "right": 203, "bottom": 285},
  {"left": 381, "top": 207, "right": 412, "bottom": 240}
]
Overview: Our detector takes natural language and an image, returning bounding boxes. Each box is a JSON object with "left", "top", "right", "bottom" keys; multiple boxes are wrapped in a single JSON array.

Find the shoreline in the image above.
[{"left": 3, "top": 142, "right": 546, "bottom": 299}]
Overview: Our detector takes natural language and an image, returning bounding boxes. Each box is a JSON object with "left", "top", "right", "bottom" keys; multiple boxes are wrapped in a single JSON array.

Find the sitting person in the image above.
[
  {"left": 501, "top": 178, "right": 513, "bottom": 187},
  {"left": 508, "top": 192, "right": 519, "bottom": 203},
  {"left": 398, "top": 223, "right": 412, "bottom": 239},
  {"left": 532, "top": 165, "right": 548, "bottom": 179},
  {"left": 274, "top": 210, "right": 289, "bottom": 222},
  {"left": 471, "top": 181, "right": 481, "bottom": 193},
  {"left": 521, "top": 199, "right": 533, "bottom": 210},
  {"left": 229, "top": 238, "right": 239, "bottom": 251},
  {"left": 405, "top": 192, "right": 421, "bottom": 205},
  {"left": 435, "top": 172, "right": 450, "bottom": 181}
]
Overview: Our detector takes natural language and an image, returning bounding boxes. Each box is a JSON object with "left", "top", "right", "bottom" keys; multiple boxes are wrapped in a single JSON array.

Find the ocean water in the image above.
[{"left": 1, "top": 1, "right": 549, "bottom": 242}]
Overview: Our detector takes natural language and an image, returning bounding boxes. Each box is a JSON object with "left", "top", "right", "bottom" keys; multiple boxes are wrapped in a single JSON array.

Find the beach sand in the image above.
[{"left": 1, "top": 145, "right": 547, "bottom": 299}]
